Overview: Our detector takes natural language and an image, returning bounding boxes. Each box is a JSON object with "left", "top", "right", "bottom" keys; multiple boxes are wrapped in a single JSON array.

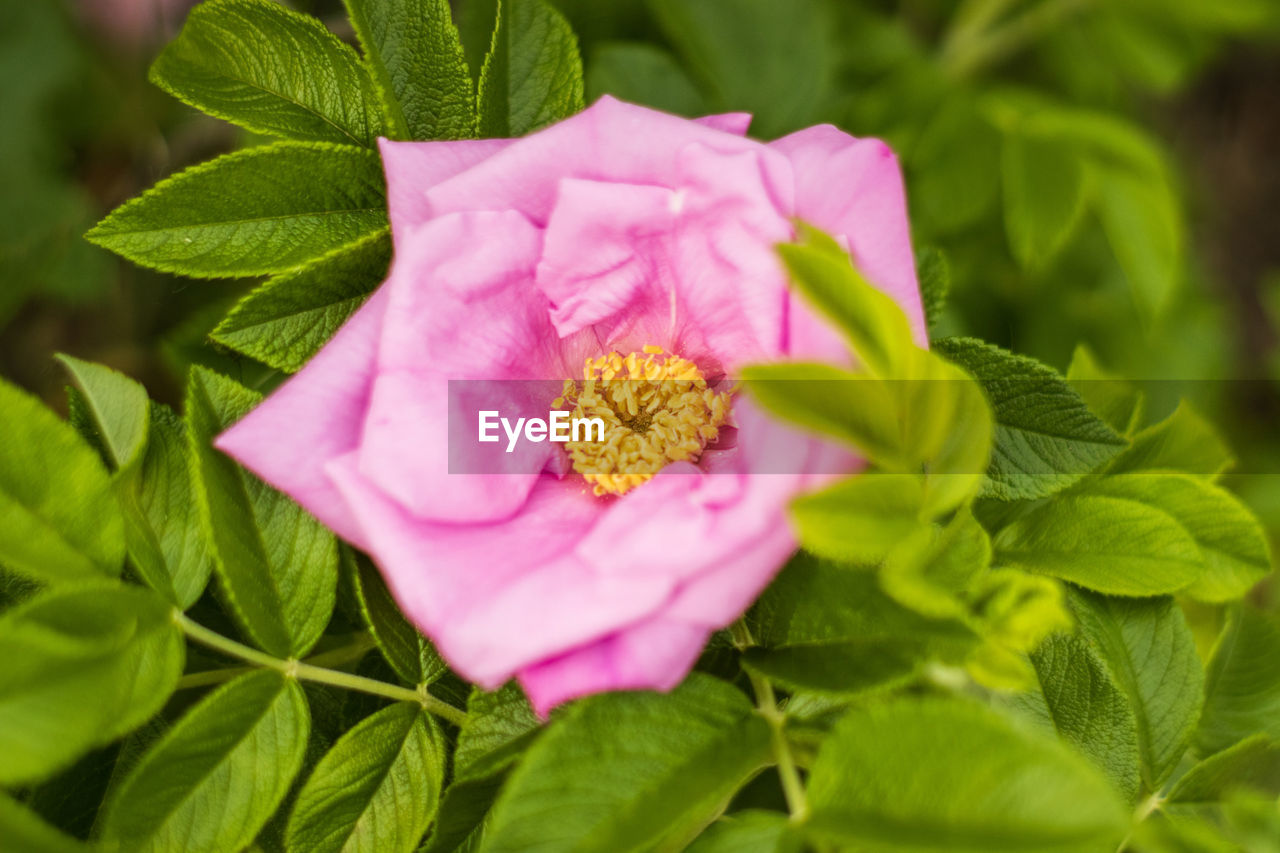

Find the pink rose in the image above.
[{"left": 216, "top": 97, "right": 924, "bottom": 714}]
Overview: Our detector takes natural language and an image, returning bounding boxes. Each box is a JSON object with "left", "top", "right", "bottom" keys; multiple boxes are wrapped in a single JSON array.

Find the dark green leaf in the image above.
[
  {"left": 150, "top": 0, "right": 383, "bottom": 146},
  {"left": 0, "top": 584, "right": 183, "bottom": 786},
  {"left": 478, "top": 674, "right": 771, "bottom": 853},
  {"left": 586, "top": 42, "right": 706, "bottom": 117},
  {"left": 212, "top": 228, "right": 389, "bottom": 373},
  {"left": 806, "top": 698, "right": 1128, "bottom": 851},
  {"left": 55, "top": 354, "right": 149, "bottom": 471},
  {"left": 343, "top": 0, "right": 475, "bottom": 141},
  {"left": 1197, "top": 606, "right": 1280, "bottom": 756},
  {"left": 917, "top": 246, "right": 950, "bottom": 339},
  {"left": 1071, "top": 590, "right": 1203, "bottom": 790},
  {"left": 100, "top": 670, "right": 310, "bottom": 853},
  {"left": 349, "top": 548, "right": 447, "bottom": 687},
  {"left": 285, "top": 703, "right": 445, "bottom": 853},
  {"left": 455, "top": 683, "right": 540, "bottom": 782},
  {"left": 936, "top": 337, "right": 1127, "bottom": 501},
  {"left": 476, "top": 0, "right": 585, "bottom": 137},
  {"left": 86, "top": 142, "right": 387, "bottom": 278},
  {"left": 187, "top": 367, "right": 338, "bottom": 657},
  {"left": 0, "top": 377, "right": 123, "bottom": 583}
]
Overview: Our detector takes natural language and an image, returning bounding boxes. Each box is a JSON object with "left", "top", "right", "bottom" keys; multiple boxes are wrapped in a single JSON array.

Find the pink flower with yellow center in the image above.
[{"left": 216, "top": 97, "right": 925, "bottom": 714}]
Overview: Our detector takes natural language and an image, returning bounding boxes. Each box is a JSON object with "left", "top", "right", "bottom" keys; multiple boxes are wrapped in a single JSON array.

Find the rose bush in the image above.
[{"left": 216, "top": 95, "right": 926, "bottom": 713}]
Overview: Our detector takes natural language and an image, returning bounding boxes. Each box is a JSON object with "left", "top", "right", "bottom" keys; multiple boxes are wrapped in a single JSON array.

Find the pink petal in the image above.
[
  {"left": 379, "top": 137, "right": 511, "bottom": 251},
  {"left": 770, "top": 125, "right": 927, "bottom": 344},
  {"left": 695, "top": 112, "right": 753, "bottom": 135},
  {"left": 213, "top": 288, "right": 389, "bottom": 549}
]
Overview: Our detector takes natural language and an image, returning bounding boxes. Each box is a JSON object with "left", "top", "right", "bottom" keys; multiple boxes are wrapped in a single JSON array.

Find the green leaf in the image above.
[
  {"left": 0, "top": 377, "right": 123, "bottom": 583},
  {"left": 746, "top": 554, "right": 976, "bottom": 694},
  {"left": 119, "top": 402, "right": 214, "bottom": 609},
  {"left": 212, "top": 228, "right": 389, "bottom": 373},
  {"left": 0, "top": 583, "right": 183, "bottom": 786},
  {"left": 100, "top": 670, "right": 310, "bottom": 853},
  {"left": 476, "top": 0, "right": 585, "bottom": 137},
  {"left": 1168, "top": 734, "right": 1280, "bottom": 804},
  {"left": 349, "top": 548, "right": 447, "bottom": 686},
  {"left": 55, "top": 354, "right": 149, "bottom": 471},
  {"left": 936, "top": 337, "right": 1127, "bottom": 501},
  {"left": 649, "top": 0, "right": 834, "bottom": 138},
  {"left": 86, "top": 142, "right": 387, "bottom": 278},
  {"left": 917, "top": 246, "right": 950, "bottom": 339},
  {"left": 789, "top": 475, "right": 925, "bottom": 565},
  {"left": 1006, "top": 632, "right": 1142, "bottom": 802},
  {"left": 586, "top": 42, "right": 706, "bottom": 117},
  {"left": 0, "top": 792, "right": 84, "bottom": 853},
  {"left": 478, "top": 674, "right": 771, "bottom": 853},
  {"left": 1097, "top": 167, "right": 1182, "bottom": 320},
  {"left": 1108, "top": 402, "right": 1234, "bottom": 478},
  {"left": 993, "top": 474, "right": 1209, "bottom": 595},
  {"left": 1071, "top": 590, "right": 1203, "bottom": 791},
  {"left": 1197, "top": 606, "right": 1280, "bottom": 757},
  {"left": 806, "top": 697, "right": 1128, "bottom": 852},
  {"left": 1002, "top": 130, "right": 1089, "bottom": 269},
  {"left": 455, "top": 683, "right": 541, "bottom": 782},
  {"left": 150, "top": 0, "right": 383, "bottom": 146},
  {"left": 187, "top": 367, "right": 338, "bottom": 657},
  {"left": 687, "top": 811, "right": 802, "bottom": 853},
  {"left": 343, "top": 0, "right": 475, "bottom": 141},
  {"left": 1065, "top": 345, "right": 1145, "bottom": 436},
  {"left": 880, "top": 507, "right": 992, "bottom": 619},
  {"left": 286, "top": 703, "right": 445, "bottom": 853}
]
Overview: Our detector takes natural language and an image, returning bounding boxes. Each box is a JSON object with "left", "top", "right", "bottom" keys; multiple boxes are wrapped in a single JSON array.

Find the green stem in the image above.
[
  {"left": 730, "top": 619, "right": 810, "bottom": 822},
  {"left": 1116, "top": 793, "right": 1163, "bottom": 852},
  {"left": 176, "top": 632, "right": 376, "bottom": 691},
  {"left": 174, "top": 611, "right": 468, "bottom": 727},
  {"left": 939, "top": 0, "right": 1094, "bottom": 79}
]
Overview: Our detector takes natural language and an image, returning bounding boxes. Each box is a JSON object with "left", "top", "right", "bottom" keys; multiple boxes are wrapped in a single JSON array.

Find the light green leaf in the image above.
[
  {"left": 150, "top": 0, "right": 383, "bottom": 146},
  {"left": 0, "top": 583, "right": 183, "bottom": 786},
  {"left": 343, "top": 0, "right": 475, "bottom": 141},
  {"left": 993, "top": 477, "right": 1205, "bottom": 595},
  {"left": 476, "top": 0, "right": 585, "bottom": 137},
  {"left": 1197, "top": 606, "right": 1280, "bottom": 756},
  {"left": 586, "top": 42, "right": 706, "bottom": 117},
  {"left": 1097, "top": 167, "right": 1183, "bottom": 321},
  {"left": 1089, "top": 474, "right": 1270, "bottom": 602},
  {"left": 455, "top": 683, "right": 540, "bottom": 782},
  {"left": 1006, "top": 632, "right": 1142, "bottom": 802},
  {"left": 687, "top": 811, "right": 802, "bottom": 853},
  {"left": 880, "top": 507, "right": 992, "bottom": 619},
  {"left": 55, "top": 354, "right": 149, "bottom": 471},
  {"left": 806, "top": 697, "right": 1128, "bottom": 852},
  {"left": 0, "top": 792, "right": 84, "bottom": 853},
  {"left": 100, "top": 670, "right": 310, "bottom": 853},
  {"left": 187, "top": 367, "right": 338, "bottom": 657},
  {"left": 1002, "top": 130, "right": 1089, "bottom": 269},
  {"left": 1168, "top": 734, "right": 1280, "bottom": 804},
  {"left": 1071, "top": 590, "right": 1203, "bottom": 790},
  {"left": 790, "top": 475, "right": 925, "bottom": 565},
  {"left": 1065, "top": 345, "right": 1145, "bottom": 436},
  {"left": 87, "top": 142, "right": 387, "bottom": 278},
  {"left": 286, "top": 703, "right": 445, "bottom": 853},
  {"left": 478, "top": 674, "right": 771, "bottom": 853},
  {"left": 349, "top": 548, "right": 446, "bottom": 686},
  {"left": 1108, "top": 402, "right": 1235, "bottom": 478},
  {"left": 119, "top": 402, "right": 214, "bottom": 609},
  {"left": 936, "top": 337, "right": 1128, "bottom": 501},
  {"left": 212, "top": 228, "right": 389, "bottom": 373},
  {"left": 0, "top": 377, "right": 123, "bottom": 583}
]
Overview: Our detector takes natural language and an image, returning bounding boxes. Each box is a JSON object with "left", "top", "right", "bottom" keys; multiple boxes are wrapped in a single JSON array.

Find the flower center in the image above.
[{"left": 554, "top": 345, "right": 731, "bottom": 496}]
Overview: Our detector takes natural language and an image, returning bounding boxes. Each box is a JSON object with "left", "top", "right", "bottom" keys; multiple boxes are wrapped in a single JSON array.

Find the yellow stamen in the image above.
[{"left": 556, "top": 346, "right": 731, "bottom": 496}]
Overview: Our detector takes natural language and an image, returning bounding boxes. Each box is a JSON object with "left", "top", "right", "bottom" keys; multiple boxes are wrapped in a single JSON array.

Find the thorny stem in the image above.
[
  {"left": 173, "top": 610, "right": 468, "bottom": 727},
  {"left": 730, "top": 619, "right": 810, "bottom": 822}
]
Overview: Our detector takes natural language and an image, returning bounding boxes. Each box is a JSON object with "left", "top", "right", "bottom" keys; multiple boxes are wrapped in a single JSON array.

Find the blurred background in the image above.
[{"left": 3, "top": 0, "right": 1279, "bottom": 603}]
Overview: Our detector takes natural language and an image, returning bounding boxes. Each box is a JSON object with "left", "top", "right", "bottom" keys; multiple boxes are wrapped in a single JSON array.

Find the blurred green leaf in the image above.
[
  {"left": 212, "top": 229, "right": 389, "bottom": 373},
  {"left": 87, "top": 142, "right": 387, "bottom": 278},
  {"left": 0, "top": 584, "right": 183, "bottom": 787},
  {"left": 1197, "top": 606, "right": 1280, "bottom": 756},
  {"left": 1168, "top": 734, "right": 1280, "bottom": 804},
  {"left": 790, "top": 475, "right": 925, "bottom": 565},
  {"left": 100, "top": 670, "right": 309, "bottom": 853},
  {"left": 1108, "top": 402, "right": 1235, "bottom": 479},
  {"left": 0, "top": 377, "right": 123, "bottom": 584},
  {"left": 1071, "top": 590, "right": 1203, "bottom": 791},
  {"left": 55, "top": 354, "right": 150, "bottom": 472},
  {"left": 1001, "top": 130, "right": 1089, "bottom": 270},
  {"left": 1065, "top": 345, "right": 1145, "bottom": 436},
  {"left": 1097, "top": 169, "right": 1183, "bottom": 321},
  {"left": 476, "top": 0, "right": 585, "bottom": 137},
  {"left": 285, "top": 702, "right": 445, "bottom": 853},
  {"left": 0, "top": 792, "right": 84, "bottom": 853},
  {"left": 586, "top": 42, "right": 705, "bottom": 117},
  {"left": 343, "top": 0, "right": 475, "bottom": 141},
  {"left": 151, "top": 0, "right": 384, "bottom": 146},
  {"left": 187, "top": 367, "right": 338, "bottom": 657},
  {"left": 936, "top": 337, "right": 1127, "bottom": 501},
  {"left": 806, "top": 698, "right": 1128, "bottom": 851},
  {"left": 687, "top": 811, "right": 801, "bottom": 853},
  {"left": 478, "top": 675, "right": 771, "bottom": 853}
]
